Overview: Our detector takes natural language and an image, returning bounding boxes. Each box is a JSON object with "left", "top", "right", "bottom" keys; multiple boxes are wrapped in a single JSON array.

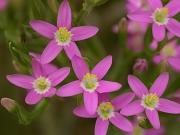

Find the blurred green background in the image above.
[{"left": 0, "top": 0, "right": 179, "bottom": 135}]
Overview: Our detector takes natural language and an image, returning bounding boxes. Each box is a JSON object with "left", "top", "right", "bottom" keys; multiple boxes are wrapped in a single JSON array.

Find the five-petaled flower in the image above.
[
  {"left": 153, "top": 40, "right": 180, "bottom": 72},
  {"left": 128, "top": 0, "right": 180, "bottom": 41},
  {"left": 120, "top": 72, "right": 180, "bottom": 129},
  {"left": 56, "top": 55, "right": 122, "bottom": 114},
  {"left": 74, "top": 93, "right": 134, "bottom": 135},
  {"left": 7, "top": 58, "right": 70, "bottom": 105},
  {"left": 30, "top": 0, "right": 99, "bottom": 64}
]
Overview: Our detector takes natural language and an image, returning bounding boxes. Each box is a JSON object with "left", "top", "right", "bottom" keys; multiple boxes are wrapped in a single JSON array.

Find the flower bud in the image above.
[
  {"left": 137, "top": 116, "right": 152, "bottom": 129},
  {"left": 1, "top": 98, "right": 17, "bottom": 112},
  {"left": 133, "top": 58, "right": 148, "bottom": 73},
  {"left": 119, "top": 17, "right": 128, "bottom": 33}
]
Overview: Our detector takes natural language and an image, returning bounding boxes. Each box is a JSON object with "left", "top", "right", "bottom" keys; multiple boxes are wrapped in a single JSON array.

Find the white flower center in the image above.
[
  {"left": 152, "top": 8, "right": 169, "bottom": 25},
  {"left": 33, "top": 76, "right": 51, "bottom": 94},
  {"left": 97, "top": 102, "right": 115, "bottom": 120},
  {"left": 161, "top": 44, "right": 176, "bottom": 58},
  {"left": 55, "top": 27, "right": 72, "bottom": 46},
  {"left": 141, "top": 93, "right": 159, "bottom": 110},
  {"left": 80, "top": 73, "right": 99, "bottom": 93}
]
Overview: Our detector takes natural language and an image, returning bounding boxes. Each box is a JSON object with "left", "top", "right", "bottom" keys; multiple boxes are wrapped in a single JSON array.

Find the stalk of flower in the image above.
[
  {"left": 30, "top": 0, "right": 99, "bottom": 64},
  {"left": 73, "top": 93, "right": 135, "bottom": 135},
  {"left": 127, "top": 0, "right": 180, "bottom": 41},
  {"left": 120, "top": 72, "right": 180, "bottom": 129},
  {"left": 6, "top": 58, "right": 70, "bottom": 105},
  {"left": 153, "top": 40, "right": 180, "bottom": 72},
  {"left": 56, "top": 55, "right": 122, "bottom": 114}
]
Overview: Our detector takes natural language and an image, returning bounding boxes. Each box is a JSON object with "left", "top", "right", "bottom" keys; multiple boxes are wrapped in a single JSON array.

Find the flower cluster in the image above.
[{"left": 5, "top": 0, "right": 180, "bottom": 135}]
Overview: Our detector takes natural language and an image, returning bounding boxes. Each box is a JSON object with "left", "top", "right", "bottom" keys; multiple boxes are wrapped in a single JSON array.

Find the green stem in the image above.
[{"left": 11, "top": 99, "right": 49, "bottom": 125}]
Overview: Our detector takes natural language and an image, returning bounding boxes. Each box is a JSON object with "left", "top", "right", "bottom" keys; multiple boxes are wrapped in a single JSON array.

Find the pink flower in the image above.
[
  {"left": 120, "top": 72, "right": 180, "bottom": 129},
  {"left": 7, "top": 59, "right": 70, "bottom": 105},
  {"left": 153, "top": 41, "right": 180, "bottom": 72},
  {"left": 127, "top": 0, "right": 150, "bottom": 13},
  {"left": 126, "top": 21, "right": 148, "bottom": 52},
  {"left": 144, "top": 127, "right": 165, "bottom": 135},
  {"left": 74, "top": 93, "right": 135, "bottom": 135},
  {"left": 128, "top": 0, "right": 180, "bottom": 41},
  {"left": 30, "top": 0, "right": 98, "bottom": 64},
  {"left": 0, "top": 0, "right": 7, "bottom": 11},
  {"left": 57, "top": 56, "right": 122, "bottom": 114}
]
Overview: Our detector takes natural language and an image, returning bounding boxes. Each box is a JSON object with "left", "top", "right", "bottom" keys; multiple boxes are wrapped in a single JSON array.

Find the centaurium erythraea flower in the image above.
[
  {"left": 0, "top": 0, "right": 7, "bottom": 11},
  {"left": 120, "top": 72, "right": 180, "bottom": 129},
  {"left": 57, "top": 55, "right": 122, "bottom": 114},
  {"left": 153, "top": 40, "right": 180, "bottom": 72},
  {"left": 7, "top": 58, "right": 70, "bottom": 105},
  {"left": 30, "top": 0, "right": 98, "bottom": 64},
  {"left": 74, "top": 93, "right": 134, "bottom": 135},
  {"left": 128, "top": 0, "right": 180, "bottom": 41}
]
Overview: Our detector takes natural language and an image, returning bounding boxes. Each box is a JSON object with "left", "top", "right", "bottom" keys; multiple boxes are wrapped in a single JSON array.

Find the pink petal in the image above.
[
  {"left": 32, "top": 58, "right": 43, "bottom": 77},
  {"left": 145, "top": 109, "right": 160, "bottom": 129},
  {"left": 25, "top": 91, "right": 42, "bottom": 105},
  {"left": 150, "top": 40, "right": 158, "bottom": 50},
  {"left": 30, "top": 52, "right": 58, "bottom": 75},
  {"left": 168, "top": 57, "right": 180, "bottom": 72},
  {"left": 41, "top": 40, "right": 63, "bottom": 64},
  {"left": 148, "top": 0, "right": 162, "bottom": 10},
  {"left": 91, "top": 55, "right": 112, "bottom": 80},
  {"left": 29, "top": 52, "right": 41, "bottom": 61},
  {"left": 98, "top": 93, "right": 110, "bottom": 102},
  {"left": 73, "top": 105, "right": 97, "bottom": 118},
  {"left": 165, "top": 0, "right": 180, "bottom": 16},
  {"left": 120, "top": 100, "right": 144, "bottom": 116},
  {"left": 152, "top": 24, "right": 165, "bottom": 41},
  {"left": 96, "top": 80, "right": 122, "bottom": 93},
  {"left": 71, "top": 56, "right": 89, "bottom": 80},
  {"left": 111, "top": 92, "right": 135, "bottom": 110},
  {"left": 127, "top": 12, "right": 152, "bottom": 23},
  {"left": 150, "top": 72, "right": 169, "bottom": 97},
  {"left": 56, "top": 80, "right": 83, "bottom": 97},
  {"left": 0, "top": 0, "right": 7, "bottom": 11},
  {"left": 7, "top": 74, "right": 34, "bottom": 89},
  {"left": 71, "top": 26, "right": 99, "bottom": 41},
  {"left": 110, "top": 113, "right": 133, "bottom": 132},
  {"left": 157, "top": 98, "right": 180, "bottom": 114},
  {"left": 84, "top": 91, "right": 98, "bottom": 115},
  {"left": 95, "top": 118, "right": 109, "bottom": 135},
  {"left": 48, "top": 67, "right": 70, "bottom": 86},
  {"left": 30, "top": 20, "right": 57, "bottom": 39},
  {"left": 128, "top": 75, "right": 148, "bottom": 97},
  {"left": 43, "top": 88, "right": 56, "bottom": 97},
  {"left": 43, "top": 64, "right": 58, "bottom": 75},
  {"left": 57, "top": 0, "right": 71, "bottom": 29},
  {"left": 153, "top": 55, "right": 162, "bottom": 64},
  {"left": 166, "top": 19, "right": 180, "bottom": 37},
  {"left": 64, "top": 42, "right": 82, "bottom": 60}
]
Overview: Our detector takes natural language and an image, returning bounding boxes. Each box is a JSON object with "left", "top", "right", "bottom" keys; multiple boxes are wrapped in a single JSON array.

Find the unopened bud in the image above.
[
  {"left": 119, "top": 17, "right": 128, "bottom": 32},
  {"left": 1, "top": 98, "right": 17, "bottom": 112},
  {"left": 133, "top": 58, "right": 148, "bottom": 73},
  {"left": 137, "top": 116, "right": 152, "bottom": 129}
]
